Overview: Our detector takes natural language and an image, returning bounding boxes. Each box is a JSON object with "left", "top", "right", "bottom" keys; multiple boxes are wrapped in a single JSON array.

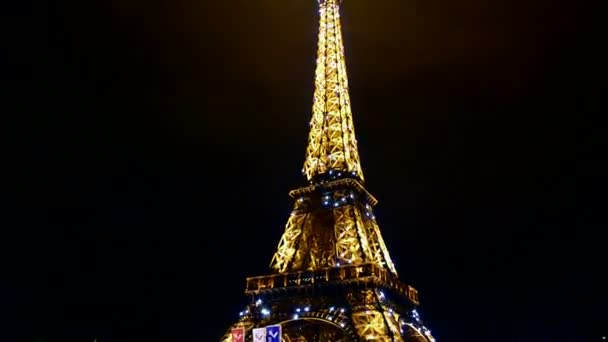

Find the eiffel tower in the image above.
[{"left": 221, "top": 1, "right": 436, "bottom": 341}]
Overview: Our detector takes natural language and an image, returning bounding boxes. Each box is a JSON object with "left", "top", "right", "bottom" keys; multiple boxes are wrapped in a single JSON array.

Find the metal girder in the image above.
[
  {"left": 269, "top": 194, "right": 398, "bottom": 276},
  {"left": 303, "top": 0, "right": 363, "bottom": 182}
]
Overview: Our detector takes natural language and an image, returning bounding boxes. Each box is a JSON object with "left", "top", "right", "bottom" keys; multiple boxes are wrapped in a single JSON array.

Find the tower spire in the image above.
[{"left": 303, "top": 0, "right": 364, "bottom": 182}]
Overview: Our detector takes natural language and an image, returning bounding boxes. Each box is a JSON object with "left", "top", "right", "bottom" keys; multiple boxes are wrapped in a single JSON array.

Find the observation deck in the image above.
[{"left": 245, "top": 263, "right": 420, "bottom": 306}]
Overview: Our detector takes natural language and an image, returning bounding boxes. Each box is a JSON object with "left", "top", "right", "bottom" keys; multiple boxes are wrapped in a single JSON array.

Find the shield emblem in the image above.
[
  {"left": 252, "top": 327, "right": 266, "bottom": 342},
  {"left": 231, "top": 328, "right": 244, "bottom": 342},
  {"left": 266, "top": 325, "right": 282, "bottom": 342}
]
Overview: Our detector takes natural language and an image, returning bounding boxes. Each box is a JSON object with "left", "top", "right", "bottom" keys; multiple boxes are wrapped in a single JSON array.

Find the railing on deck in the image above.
[{"left": 245, "top": 263, "right": 419, "bottom": 305}]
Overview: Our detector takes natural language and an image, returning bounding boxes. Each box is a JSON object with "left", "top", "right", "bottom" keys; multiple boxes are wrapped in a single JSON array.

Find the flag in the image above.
[
  {"left": 231, "top": 328, "right": 244, "bottom": 342},
  {"left": 266, "top": 325, "right": 282, "bottom": 342},
  {"left": 252, "top": 327, "right": 266, "bottom": 342}
]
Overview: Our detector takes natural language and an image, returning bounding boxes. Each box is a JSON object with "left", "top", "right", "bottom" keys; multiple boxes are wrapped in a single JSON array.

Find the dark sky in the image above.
[{"left": 2, "top": 0, "right": 604, "bottom": 341}]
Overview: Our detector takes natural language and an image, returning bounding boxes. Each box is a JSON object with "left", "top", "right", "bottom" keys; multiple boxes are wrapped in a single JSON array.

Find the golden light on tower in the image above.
[
  {"left": 304, "top": 0, "right": 364, "bottom": 182},
  {"left": 220, "top": 0, "right": 436, "bottom": 341},
  {"left": 270, "top": 0, "right": 397, "bottom": 277}
]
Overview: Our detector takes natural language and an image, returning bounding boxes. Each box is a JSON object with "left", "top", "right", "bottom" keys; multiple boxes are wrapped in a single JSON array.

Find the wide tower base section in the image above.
[{"left": 221, "top": 263, "right": 435, "bottom": 342}]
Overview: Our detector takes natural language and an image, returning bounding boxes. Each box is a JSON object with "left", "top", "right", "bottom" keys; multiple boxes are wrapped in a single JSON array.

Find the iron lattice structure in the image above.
[
  {"left": 303, "top": 0, "right": 363, "bottom": 182},
  {"left": 221, "top": 1, "right": 436, "bottom": 341}
]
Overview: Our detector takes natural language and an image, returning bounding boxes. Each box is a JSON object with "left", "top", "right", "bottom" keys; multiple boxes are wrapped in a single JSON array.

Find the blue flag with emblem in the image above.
[{"left": 266, "top": 325, "right": 281, "bottom": 342}]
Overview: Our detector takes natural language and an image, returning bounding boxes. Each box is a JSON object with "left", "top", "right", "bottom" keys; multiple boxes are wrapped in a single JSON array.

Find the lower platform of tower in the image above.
[{"left": 221, "top": 266, "right": 435, "bottom": 342}]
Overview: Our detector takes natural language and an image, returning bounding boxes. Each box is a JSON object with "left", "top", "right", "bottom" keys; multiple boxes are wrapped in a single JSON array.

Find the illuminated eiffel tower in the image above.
[{"left": 221, "top": 1, "right": 436, "bottom": 341}]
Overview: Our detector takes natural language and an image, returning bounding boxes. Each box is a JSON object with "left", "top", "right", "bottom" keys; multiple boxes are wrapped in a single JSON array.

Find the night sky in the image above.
[{"left": 2, "top": 0, "right": 604, "bottom": 341}]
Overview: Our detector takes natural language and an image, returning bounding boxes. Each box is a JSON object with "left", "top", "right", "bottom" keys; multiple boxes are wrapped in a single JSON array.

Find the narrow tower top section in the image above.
[{"left": 303, "top": 0, "right": 365, "bottom": 183}]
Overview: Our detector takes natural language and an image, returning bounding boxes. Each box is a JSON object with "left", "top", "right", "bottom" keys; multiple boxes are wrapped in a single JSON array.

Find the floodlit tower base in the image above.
[{"left": 222, "top": 263, "right": 434, "bottom": 342}]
